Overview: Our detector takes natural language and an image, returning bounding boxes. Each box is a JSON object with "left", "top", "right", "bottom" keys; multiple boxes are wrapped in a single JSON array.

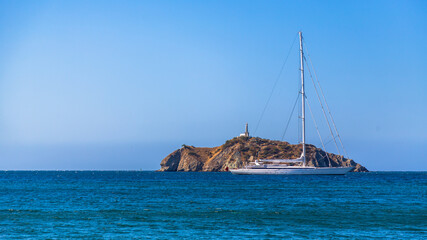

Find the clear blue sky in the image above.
[{"left": 0, "top": 0, "right": 426, "bottom": 170}]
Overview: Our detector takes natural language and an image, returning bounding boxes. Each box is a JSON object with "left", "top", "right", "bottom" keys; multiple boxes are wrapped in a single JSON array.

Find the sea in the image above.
[{"left": 0, "top": 171, "right": 425, "bottom": 239}]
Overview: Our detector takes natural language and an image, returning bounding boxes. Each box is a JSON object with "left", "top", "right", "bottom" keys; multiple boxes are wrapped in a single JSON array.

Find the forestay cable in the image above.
[
  {"left": 303, "top": 40, "right": 349, "bottom": 158},
  {"left": 304, "top": 56, "right": 341, "bottom": 156}
]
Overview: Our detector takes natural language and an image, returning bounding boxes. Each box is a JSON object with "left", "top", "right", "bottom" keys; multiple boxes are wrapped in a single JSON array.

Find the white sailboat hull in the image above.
[{"left": 230, "top": 166, "right": 354, "bottom": 175}]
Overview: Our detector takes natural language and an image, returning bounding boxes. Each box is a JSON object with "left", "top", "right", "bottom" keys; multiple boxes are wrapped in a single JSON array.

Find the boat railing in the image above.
[{"left": 258, "top": 159, "right": 303, "bottom": 163}]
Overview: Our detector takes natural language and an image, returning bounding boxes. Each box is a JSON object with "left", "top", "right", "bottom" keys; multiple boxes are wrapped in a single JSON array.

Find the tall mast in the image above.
[{"left": 299, "top": 31, "right": 306, "bottom": 167}]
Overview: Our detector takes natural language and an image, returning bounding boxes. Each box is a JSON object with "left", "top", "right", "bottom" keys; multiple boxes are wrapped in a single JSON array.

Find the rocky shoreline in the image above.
[{"left": 159, "top": 137, "right": 368, "bottom": 172}]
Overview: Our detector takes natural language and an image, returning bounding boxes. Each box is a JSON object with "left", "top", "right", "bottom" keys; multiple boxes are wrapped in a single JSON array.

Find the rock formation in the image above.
[{"left": 159, "top": 137, "right": 368, "bottom": 172}]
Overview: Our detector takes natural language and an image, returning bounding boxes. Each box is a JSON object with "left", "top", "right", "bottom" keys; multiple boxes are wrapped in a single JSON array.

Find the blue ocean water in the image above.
[{"left": 0, "top": 171, "right": 425, "bottom": 239}]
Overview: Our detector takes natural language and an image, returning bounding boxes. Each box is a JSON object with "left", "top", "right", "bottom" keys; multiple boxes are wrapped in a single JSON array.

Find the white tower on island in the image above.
[{"left": 239, "top": 123, "right": 249, "bottom": 137}]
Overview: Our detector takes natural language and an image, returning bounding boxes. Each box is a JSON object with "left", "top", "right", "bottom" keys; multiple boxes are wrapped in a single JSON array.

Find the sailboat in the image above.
[{"left": 230, "top": 32, "right": 354, "bottom": 175}]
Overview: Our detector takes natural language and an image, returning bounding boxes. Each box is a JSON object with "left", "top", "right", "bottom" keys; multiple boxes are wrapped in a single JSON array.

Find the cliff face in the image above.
[{"left": 159, "top": 137, "right": 368, "bottom": 172}]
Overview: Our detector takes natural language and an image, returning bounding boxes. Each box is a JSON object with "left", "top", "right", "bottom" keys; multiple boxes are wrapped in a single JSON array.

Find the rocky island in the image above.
[{"left": 159, "top": 137, "right": 368, "bottom": 172}]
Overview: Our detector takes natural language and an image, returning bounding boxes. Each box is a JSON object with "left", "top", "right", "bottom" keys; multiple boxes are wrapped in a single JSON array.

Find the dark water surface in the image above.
[{"left": 0, "top": 171, "right": 425, "bottom": 239}]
